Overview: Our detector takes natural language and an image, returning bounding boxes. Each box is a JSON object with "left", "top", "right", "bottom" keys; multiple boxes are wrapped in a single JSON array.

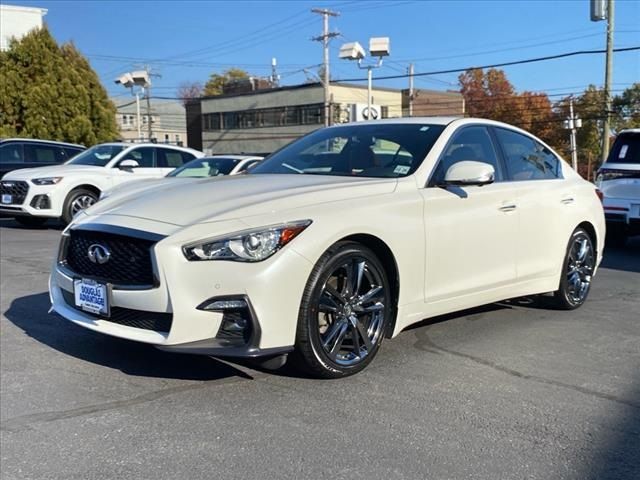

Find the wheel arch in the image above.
[
  {"left": 576, "top": 220, "right": 598, "bottom": 253},
  {"left": 337, "top": 233, "right": 400, "bottom": 338},
  {"left": 68, "top": 183, "right": 101, "bottom": 197}
]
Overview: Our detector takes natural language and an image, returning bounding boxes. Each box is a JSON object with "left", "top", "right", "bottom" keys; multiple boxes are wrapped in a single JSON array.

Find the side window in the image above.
[
  {"left": 0, "top": 143, "right": 24, "bottom": 164},
  {"left": 23, "top": 143, "right": 61, "bottom": 163},
  {"left": 157, "top": 148, "right": 189, "bottom": 168},
  {"left": 181, "top": 151, "right": 196, "bottom": 164},
  {"left": 64, "top": 148, "right": 83, "bottom": 160},
  {"left": 495, "top": 128, "right": 560, "bottom": 180},
  {"left": 124, "top": 147, "right": 156, "bottom": 167},
  {"left": 431, "top": 126, "right": 502, "bottom": 185}
]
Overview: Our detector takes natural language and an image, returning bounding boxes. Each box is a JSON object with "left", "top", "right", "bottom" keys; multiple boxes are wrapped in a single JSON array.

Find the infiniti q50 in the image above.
[{"left": 49, "top": 118, "right": 605, "bottom": 378}]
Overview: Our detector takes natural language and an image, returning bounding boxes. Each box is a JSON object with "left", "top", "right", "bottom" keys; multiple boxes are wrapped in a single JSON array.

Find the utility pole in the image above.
[
  {"left": 408, "top": 63, "right": 414, "bottom": 117},
  {"left": 564, "top": 97, "right": 582, "bottom": 171},
  {"left": 601, "top": 0, "right": 615, "bottom": 163},
  {"left": 312, "top": 8, "right": 339, "bottom": 127}
]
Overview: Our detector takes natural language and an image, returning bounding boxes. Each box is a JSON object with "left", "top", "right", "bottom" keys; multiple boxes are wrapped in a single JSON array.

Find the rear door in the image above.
[
  {"left": 421, "top": 125, "right": 518, "bottom": 302},
  {"left": 492, "top": 127, "right": 569, "bottom": 281},
  {"left": 157, "top": 148, "right": 196, "bottom": 175}
]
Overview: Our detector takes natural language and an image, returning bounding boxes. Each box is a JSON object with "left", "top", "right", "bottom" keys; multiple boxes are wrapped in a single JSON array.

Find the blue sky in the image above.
[{"left": 13, "top": 0, "right": 640, "bottom": 101}]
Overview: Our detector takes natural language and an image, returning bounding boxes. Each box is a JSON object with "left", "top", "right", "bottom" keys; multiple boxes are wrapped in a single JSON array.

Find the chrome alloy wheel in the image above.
[
  {"left": 316, "top": 257, "right": 386, "bottom": 366},
  {"left": 70, "top": 194, "right": 96, "bottom": 216},
  {"left": 566, "top": 232, "right": 595, "bottom": 304}
]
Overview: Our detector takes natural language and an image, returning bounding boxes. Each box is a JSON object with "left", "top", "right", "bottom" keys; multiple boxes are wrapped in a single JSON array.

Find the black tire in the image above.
[
  {"left": 292, "top": 241, "right": 391, "bottom": 379},
  {"left": 550, "top": 228, "right": 596, "bottom": 310},
  {"left": 62, "top": 188, "right": 98, "bottom": 225},
  {"left": 14, "top": 216, "right": 47, "bottom": 228}
]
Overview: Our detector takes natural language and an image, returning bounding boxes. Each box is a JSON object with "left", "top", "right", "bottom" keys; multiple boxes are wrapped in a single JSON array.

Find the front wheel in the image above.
[
  {"left": 62, "top": 188, "right": 98, "bottom": 225},
  {"left": 293, "top": 242, "right": 391, "bottom": 378},
  {"left": 550, "top": 228, "right": 596, "bottom": 310}
]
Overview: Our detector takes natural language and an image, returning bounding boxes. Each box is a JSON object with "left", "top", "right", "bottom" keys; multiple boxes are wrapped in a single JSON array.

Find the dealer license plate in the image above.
[
  {"left": 1, "top": 194, "right": 12, "bottom": 204},
  {"left": 74, "top": 278, "right": 109, "bottom": 316}
]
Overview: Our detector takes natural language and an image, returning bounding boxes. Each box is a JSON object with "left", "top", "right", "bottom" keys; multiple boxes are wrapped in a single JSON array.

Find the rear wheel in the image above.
[
  {"left": 14, "top": 216, "right": 47, "bottom": 228},
  {"left": 550, "top": 228, "right": 596, "bottom": 310},
  {"left": 293, "top": 242, "right": 391, "bottom": 378},
  {"left": 62, "top": 188, "right": 98, "bottom": 225}
]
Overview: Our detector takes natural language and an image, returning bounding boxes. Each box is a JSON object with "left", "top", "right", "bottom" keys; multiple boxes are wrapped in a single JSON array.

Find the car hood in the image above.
[
  {"left": 102, "top": 177, "right": 192, "bottom": 199},
  {"left": 89, "top": 174, "right": 398, "bottom": 226},
  {"left": 2, "top": 164, "right": 106, "bottom": 180}
]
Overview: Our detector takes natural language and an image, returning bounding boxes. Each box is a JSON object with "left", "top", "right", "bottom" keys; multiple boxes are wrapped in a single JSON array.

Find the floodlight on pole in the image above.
[
  {"left": 115, "top": 70, "right": 152, "bottom": 141},
  {"left": 339, "top": 36, "right": 390, "bottom": 121}
]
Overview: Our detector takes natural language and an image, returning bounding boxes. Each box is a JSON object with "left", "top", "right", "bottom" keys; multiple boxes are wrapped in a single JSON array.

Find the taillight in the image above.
[{"left": 595, "top": 188, "right": 604, "bottom": 203}]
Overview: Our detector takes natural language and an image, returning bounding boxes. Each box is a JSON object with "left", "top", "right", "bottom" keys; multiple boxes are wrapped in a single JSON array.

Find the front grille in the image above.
[
  {"left": 0, "top": 180, "right": 29, "bottom": 205},
  {"left": 64, "top": 229, "right": 156, "bottom": 286},
  {"left": 61, "top": 289, "right": 172, "bottom": 333}
]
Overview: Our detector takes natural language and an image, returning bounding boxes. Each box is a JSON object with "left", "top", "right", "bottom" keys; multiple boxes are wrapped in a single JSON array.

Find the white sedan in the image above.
[{"left": 49, "top": 118, "right": 605, "bottom": 378}]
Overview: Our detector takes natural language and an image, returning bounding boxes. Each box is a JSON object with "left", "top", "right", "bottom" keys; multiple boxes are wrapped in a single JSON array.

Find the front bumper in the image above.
[
  {"left": 603, "top": 197, "right": 640, "bottom": 235},
  {"left": 49, "top": 220, "right": 313, "bottom": 357},
  {"left": 0, "top": 182, "right": 65, "bottom": 218}
]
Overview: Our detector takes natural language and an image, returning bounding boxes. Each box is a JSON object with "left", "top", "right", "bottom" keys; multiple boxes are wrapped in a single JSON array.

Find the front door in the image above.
[{"left": 421, "top": 126, "right": 518, "bottom": 302}]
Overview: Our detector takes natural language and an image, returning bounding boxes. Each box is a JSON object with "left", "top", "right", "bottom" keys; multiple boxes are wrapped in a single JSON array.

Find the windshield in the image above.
[
  {"left": 250, "top": 123, "right": 446, "bottom": 178},
  {"left": 167, "top": 157, "right": 240, "bottom": 178},
  {"left": 66, "top": 145, "right": 125, "bottom": 166},
  {"left": 607, "top": 132, "right": 639, "bottom": 164}
]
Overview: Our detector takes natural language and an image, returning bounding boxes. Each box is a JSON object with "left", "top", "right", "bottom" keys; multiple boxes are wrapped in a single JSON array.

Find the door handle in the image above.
[
  {"left": 561, "top": 197, "right": 575, "bottom": 205},
  {"left": 498, "top": 204, "right": 517, "bottom": 212}
]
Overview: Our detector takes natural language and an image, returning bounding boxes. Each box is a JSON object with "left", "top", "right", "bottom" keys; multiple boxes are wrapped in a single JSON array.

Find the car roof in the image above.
[
  {"left": 201, "top": 155, "right": 263, "bottom": 160},
  {"left": 616, "top": 129, "right": 640, "bottom": 135},
  {"left": 0, "top": 138, "right": 85, "bottom": 148},
  {"left": 95, "top": 142, "right": 201, "bottom": 153}
]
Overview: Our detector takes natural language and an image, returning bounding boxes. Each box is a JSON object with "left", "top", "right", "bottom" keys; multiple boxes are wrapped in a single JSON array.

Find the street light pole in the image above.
[{"left": 135, "top": 91, "right": 141, "bottom": 140}]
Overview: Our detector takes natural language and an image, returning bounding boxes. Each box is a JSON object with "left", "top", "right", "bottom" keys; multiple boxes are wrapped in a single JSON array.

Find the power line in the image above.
[{"left": 335, "top": 46, "right": 640, "bottom": 82}]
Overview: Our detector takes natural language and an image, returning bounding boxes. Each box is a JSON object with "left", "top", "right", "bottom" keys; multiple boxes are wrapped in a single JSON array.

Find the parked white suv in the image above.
[
  {"left": 596, "top": 129, "right": 640, "bottom": 245},
  {"left": 0, "top": 142, "right": 203, "bottom": 226}
]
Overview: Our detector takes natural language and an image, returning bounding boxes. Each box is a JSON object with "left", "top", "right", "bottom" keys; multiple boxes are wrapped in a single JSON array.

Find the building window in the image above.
[
  {"left": 122, "top": 115, "right": 129, "bottom": 126},
  {"left": 203, "top": 104, "right": 324, "bottom": 131}
]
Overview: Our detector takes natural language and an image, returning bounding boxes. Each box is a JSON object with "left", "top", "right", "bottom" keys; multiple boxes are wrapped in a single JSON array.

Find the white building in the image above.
[
  {"left": 0, "top": 4, "right": 48, "bottom": 51},
  {"left": 114, "top": 98, "right": 188, "bottom": 146}
]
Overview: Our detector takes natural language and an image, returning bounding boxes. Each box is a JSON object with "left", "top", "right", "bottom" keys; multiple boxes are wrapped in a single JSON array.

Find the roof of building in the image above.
[{"left": 196, "top": 81, "right": 460, "bottom": 103}]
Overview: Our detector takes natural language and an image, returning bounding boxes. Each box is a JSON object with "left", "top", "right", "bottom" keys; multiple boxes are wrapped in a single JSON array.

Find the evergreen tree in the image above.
[{"left": 0, "top": 26, "right": 118, "bottom": 145}]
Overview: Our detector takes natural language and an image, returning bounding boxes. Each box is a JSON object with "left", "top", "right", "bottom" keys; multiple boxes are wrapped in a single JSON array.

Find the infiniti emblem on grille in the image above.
[{"left": 87, "top": 244, "right": 111, "bottom": 265}]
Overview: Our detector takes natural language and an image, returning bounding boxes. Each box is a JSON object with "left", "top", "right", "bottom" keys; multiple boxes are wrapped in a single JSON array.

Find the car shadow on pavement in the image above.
[
  {"left": 4, "top": 292, "right": 254, "bottom": 381},
  {"left": 0, "top": 218, "right": 64, "bottom": 231}
]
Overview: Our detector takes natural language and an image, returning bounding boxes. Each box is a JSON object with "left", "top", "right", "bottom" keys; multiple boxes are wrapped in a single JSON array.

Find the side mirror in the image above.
[
  {"left": 118, "top": 159, "right": 140, "bottom": 170},
  {"left": 444, "top": 161, "right": 495, "bottom": 186}
]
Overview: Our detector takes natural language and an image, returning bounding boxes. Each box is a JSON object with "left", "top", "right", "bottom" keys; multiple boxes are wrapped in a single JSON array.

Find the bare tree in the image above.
[{"left": 177, "top": 81, "right": 203, "bottom": 105}]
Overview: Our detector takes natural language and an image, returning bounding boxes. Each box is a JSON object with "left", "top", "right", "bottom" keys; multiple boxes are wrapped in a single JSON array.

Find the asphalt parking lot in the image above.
[{"left": 1, "top": 219, "right": 638, "bottom": 480}]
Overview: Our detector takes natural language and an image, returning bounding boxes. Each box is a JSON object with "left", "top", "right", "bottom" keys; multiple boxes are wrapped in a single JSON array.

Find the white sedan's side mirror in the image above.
[
  {"left": 118, "top": 159, "right": 140, "bottom": 170},
  {"left": 444, "top": 161, "right": 495, "bottom": 186}
]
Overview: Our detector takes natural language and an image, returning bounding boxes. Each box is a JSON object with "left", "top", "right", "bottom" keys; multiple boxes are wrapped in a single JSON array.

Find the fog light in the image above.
[
  {"left": 201, "top": 299, "right": 247, "bottom": 311},
  {"left": 197, "top": 296, "right": 254, "bottom": 346},
  {"left": 30, "top": 194, "right": 51, "bottom": 209}
]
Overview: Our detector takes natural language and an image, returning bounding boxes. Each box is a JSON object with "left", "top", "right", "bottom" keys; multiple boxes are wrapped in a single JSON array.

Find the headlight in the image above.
[
  {"left": 32, "top": 177, "right": 63, "bottom": 185},
  {"left": 183, "top": 220, "right": 312, "bottom": 262}
]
